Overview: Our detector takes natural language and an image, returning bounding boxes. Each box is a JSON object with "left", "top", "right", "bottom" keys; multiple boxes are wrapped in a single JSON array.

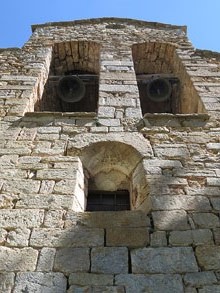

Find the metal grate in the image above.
[{"left": 86, "top": 190, "right": 130, "bottom": 211}]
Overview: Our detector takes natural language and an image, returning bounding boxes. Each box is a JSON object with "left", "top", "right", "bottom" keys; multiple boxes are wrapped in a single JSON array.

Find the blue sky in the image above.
[{"left": 0, "top": 0, "right": 219, "bottom": 51}]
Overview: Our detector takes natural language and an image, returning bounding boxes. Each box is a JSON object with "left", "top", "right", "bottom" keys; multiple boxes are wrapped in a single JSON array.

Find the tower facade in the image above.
[{"left": 0, "top": 18, "right": 220, "bottom": 292}]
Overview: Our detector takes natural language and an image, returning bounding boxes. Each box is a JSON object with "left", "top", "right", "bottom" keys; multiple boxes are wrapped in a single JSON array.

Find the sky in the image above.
[{"left": 0, "top": 0, "right": 219, "bottom": 52}]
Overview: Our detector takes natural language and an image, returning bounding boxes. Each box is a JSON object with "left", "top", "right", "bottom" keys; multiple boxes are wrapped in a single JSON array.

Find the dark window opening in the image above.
[
  {"left": 136, "top": 74, "right": 180, "bottom": 114},
  {"left": 86, "top": 190, "right": 130, "bottom": 211}
]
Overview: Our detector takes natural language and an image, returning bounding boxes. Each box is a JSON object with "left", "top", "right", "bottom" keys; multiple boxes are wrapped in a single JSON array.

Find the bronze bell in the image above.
[
  {"left": 146, "top": 78, "right": 172, "bottom": 102},
  {"left": 57, "top": 76, "right": 86, "bottom": 103}
]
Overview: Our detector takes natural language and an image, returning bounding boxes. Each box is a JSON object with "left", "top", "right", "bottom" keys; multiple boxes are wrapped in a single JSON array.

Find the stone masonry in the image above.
[{"left": 0, "top": 17, "right": 220, "bottom": 292}]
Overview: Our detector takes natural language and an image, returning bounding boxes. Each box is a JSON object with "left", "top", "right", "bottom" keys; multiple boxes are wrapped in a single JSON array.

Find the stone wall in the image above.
[{"left": 0, "top": 18, "right": 220, "bottom": 292}]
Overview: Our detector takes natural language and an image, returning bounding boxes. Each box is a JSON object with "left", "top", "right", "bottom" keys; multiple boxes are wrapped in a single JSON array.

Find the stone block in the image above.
[
  {"left": 6, "top": 228, "right": 31, "bottom": 247},
  {"left": 184, "top": 272, "right": 217, "bottom": 287},
  {"left": 154, "top": 144, "right": 190, "bottom": 159},
  {"left": 191, "top": 212, "right": 220, "bottom": 228},
  {"left": 199, "top": 285, "right": 220, "bottom": 293},
  {"left": 169, "top": 229, "right": 214, "bottom": 246},
  {"left": 152, "top": 210, "right": 190, "bottom": 230},
  {"left": 16, "top": 194, "right": 78, "bottom": 210},
  {"left": 131, "top": 247, "right": 198, "bottom": 273},
  {"left": 65, "top": 211, "right": 150, "bottom": 228},
  {"left": 36, "top": 168, "right": 78, "bottom": 180},
  {"left": 0, "top": 209, "right": 44, "bottom": 228},
  {"left": 69, "top": 273, "right": 113, "bottom": 286},
  {"left": 37, "top": 247, "right": 56, "bottom": 272},
  {"left": 196, "top": 245, "right": 220, "bottom": 270},
  {"left": 214, "top": 228, "right": 220, "bottom": 244},
  {"left": 0, "top": 247, "right": 38, "bottom": 271},
  {"left": 30, "top": 227, "right": 104, "bottom": 247},
  {"left": 68, "top": 286, "right": 125, "bottom": 293},
  {"left": 14, "top": 272, "right": 67, "bottom": 293},
  {"left": 115, "top": 274, "right": 184, "bottom": 293},
  {"left": 91, "top": 247, "right": 128, "bottom": 274},
  {"left": 210, "top": 197, "right": 220, "bottom": 211},
  {"left": 0, "top": 228, "right": 7, "bottom": 244},
  {"left": 54, "top": 248, "right": 90, "bottom": 274},
  {"left": 106, "top": 227, "right": 149, "bottom": 247},
  {"left": 150, "top": 231, "right": 167, "bottom": 247},
  {"left": 44, "top": 210, "right": 65, "bottom": 228},
  {"left": 151, "top": 195, "right": 211, "bottom": 211},
  {"left": 0, "top": 273, "right": 15, "bottom": 293},
  {"left": 3, "top": 179, "right": 41, "bottom": 194}
]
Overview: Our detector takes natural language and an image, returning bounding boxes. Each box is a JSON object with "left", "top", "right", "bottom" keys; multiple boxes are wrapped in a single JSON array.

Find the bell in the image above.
[
  {"left": 57, "top": 76, "right": 86, "bottom": 103},
  {"left": 146, "top": 78, "right": 172, "bottom": 102}
]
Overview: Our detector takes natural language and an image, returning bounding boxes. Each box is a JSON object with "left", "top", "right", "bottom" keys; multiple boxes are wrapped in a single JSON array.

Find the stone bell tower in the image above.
[{"left": 0, "top": 18, "right": 220, "bottom": 292}]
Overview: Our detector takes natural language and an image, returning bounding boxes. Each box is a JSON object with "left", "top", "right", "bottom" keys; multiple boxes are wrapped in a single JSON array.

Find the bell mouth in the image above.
[
  {"left": 57, "top": 75, "right": 86, "bottom": 103},
  {"left": 146, "top": 78, "right": 172, "bottom": 102}
]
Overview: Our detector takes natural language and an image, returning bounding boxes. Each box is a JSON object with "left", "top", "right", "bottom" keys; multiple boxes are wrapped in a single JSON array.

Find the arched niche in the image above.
[{"left": 80, "top": 141, "right": 151, "bottom": 212}]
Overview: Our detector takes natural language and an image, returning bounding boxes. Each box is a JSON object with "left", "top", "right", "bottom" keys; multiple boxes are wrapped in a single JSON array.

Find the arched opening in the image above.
[
  {"left": 80, "top": 141, "right": 151, "bottom": 212},
  {"left": 132, "top": 42, "right": 205, "bottom": 114},
  {"left": 35, "top": 41, "right": 100, "bottom": 112}
]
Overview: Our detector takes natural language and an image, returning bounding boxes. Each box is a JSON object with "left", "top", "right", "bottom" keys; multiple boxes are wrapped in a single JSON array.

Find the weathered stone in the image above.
[
  {"left": 3, "top": 179, "right": 41, "bottom": 194},
  {"left": 184, "top": 272, "right": 217, "bottom": 287},
  {"left": 150, "top": 231, "right": 167, "bottom": 247},
  {"left": 54, "top": 248, "right": 90, "bottom": 274},
  {"left": 151, "top": 195, "right": 211, "bottom": 211},
  {"left": 115, "top": 274, "right": 184, "bottom": 293},
  {"left": 65, "top": 210, "right": 150, "bottom": 228},
  {"left": 191, "top": 212, "right": 220, "bottom": 228},
  {"left": 37, "top": 248, "right": 56, "bottom": 272},
  {"left": 69, "top": 273, "right": 113, "bottom": 286},
  {"left": 30, "top": 227, "right": 104, "bottom": 247},
  {"left": 14, "top": 272, "right": 67, "bottom": 293},
  {"left": 0, "top": 228, "right": 7, "bottom": 244},
  {"left": 16, "top": 194, "right": 77, "bottom": 210},
  {"left": 91, "top": 247, "right": 128, "bottom": 274},
  {"left": 6, "top": 228, "right": 31, "bottom": 247},
  {"left": 199, "top": 285, "right": 220, "bottom": 293},
  {"left": 169, "top": 229, "right": 214, "bottom": 246},
  {"left": 0, "top": 273, "right": 15, "bottom": 293},
  {"left": 44, "top": 210, "right": 65, "bottom": 228},
  {"left": 0, "top": 247, "right": 38, "bottom": 271},
  {"left": 36, "top": 168, "right": 78, "bottom": 180},
  {"left": 0, "top": 209, "right": 44, "bottom": 228},
  {"left": 68, "top": 285, "right": 125, "bottom": 293},
  {"left": 213, "top": 228, "right": 220, "bottom": 244},
  {"left": 152, "top": 210, "right": 190, "bottom": 230},
  {"left": 131, "top": 247, "right": 198, "bottom": 273},
  {"left": 106, "top": 227, "right": 149, "bottom": 247},
  {"left": 196, "top": 245, "right": 220, "bottom": 270}
]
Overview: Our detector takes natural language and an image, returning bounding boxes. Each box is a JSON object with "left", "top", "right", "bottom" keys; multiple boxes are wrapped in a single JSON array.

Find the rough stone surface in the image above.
[
  {"left": 0, "top": 247, "right": 38, "bottom": 271},
  {"left": 115, "top": 274, "right": 184, "bottom": 293},
  {"left": 0, "top": 273, "right": 15, "bottom": 293},
  {"left": 131, "top": 247, "right": 198, "bottom": 273},
  {"left": 91, "top": 247, "right": 128, "bottom": 274},
  {"left": 54, "top": 248, "right": 90, "bottom": 274},
  {"left": 69, "top": 273, "right": 114, "bottom": 286},
  {"left": 152, "top": 210, "right": 190, "bottom": 230},
  {"left": 106, "top": 227, "right": 149, "bottom": 247},
  {"left": 196, "top": 245, "right": 220, "bottom": 270},
  {"left": 14, "top": 272, "right": 67, "bottom": 293}
]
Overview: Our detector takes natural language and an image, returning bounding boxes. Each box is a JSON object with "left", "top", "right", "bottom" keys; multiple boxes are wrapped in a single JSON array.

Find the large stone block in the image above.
[
  {"left": 152, "top": 210, "right": 190, "bottom": 230},
  {"left": 151, "top": 195, "right": 211, "bottom": 211},
  {"left": 106, "top": 227, "right": 149, "bottom": 247},
  {"left": 69, "top": 273, "right": 113, "bottom": 286},
  {"left": 184, "top": 272, "right": 217, "bottom": 287},
  {"left": 91, "top": 247, "right": 128, "bottom": 274},
  {"left": 191, "top": 212, "right": 220, "bottom": 228},
  {"left": 169, "top": 229, "right": 214, "bottom": 246},
  {"left": 68, "top": 286, "right": 125, "bottom": 293},
  {"left": 0, "top": 273, "right": 15, "bottom": 293},
  {"left": 0, "top": 247, "right": 38, "bottom": 271},
  {"left": 131, "top": 247, "right": 198, "bottom": 273},
  {"left": 196, "top": 245, "right": 220, "bottom": 270},
  {"left": 0, "top": 209, "right": 44, "bottom": 228},
  {"left": 30, "top": 227, "right": 104, "bottom": 247},
  {"left": 14, "top": 272, "right": 67, "bottom": 293},
  {"left": 115, "top": 274, "right": 184, "bottom": 293},
  {"left": 37, "top": 247, "right": 56, "bottom": 272},
  {"left": 54, "top": 248, "right": 90, "bottom": 274},
  {"left": 65, "top": 211, "right": 150, "bottom": 228}
]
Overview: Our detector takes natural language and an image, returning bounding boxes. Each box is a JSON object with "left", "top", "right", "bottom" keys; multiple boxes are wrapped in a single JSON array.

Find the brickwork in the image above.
[{"left": 0, "top": 17, "right": 220, "bottom": 292}]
